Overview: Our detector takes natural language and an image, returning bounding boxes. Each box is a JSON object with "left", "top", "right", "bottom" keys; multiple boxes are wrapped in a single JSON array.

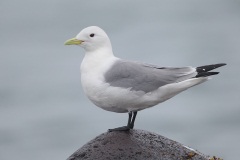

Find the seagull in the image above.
[{"left": 65, "top": 26, "right": 226, "bottom": 131}]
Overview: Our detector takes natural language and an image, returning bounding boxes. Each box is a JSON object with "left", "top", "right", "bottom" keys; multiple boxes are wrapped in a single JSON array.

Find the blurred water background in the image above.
[{"left": 0, "top": 0, "right": 239, "bottom": 159}]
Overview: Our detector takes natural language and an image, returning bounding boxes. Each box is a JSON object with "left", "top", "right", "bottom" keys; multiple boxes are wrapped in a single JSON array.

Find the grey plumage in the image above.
[{"left": 104, "top": 60, "right": 197, "bottom": 93}]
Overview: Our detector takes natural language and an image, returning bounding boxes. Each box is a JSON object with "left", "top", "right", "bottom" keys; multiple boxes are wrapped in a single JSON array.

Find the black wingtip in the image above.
[
  {"left": 195, "top": 63, "right": 226, "bottom": 78},
  {"left": 196, "top": 63, "right": 227, "bottom": 73},
  {"left": 215, "top": 63, "right": 227, "bottom": 68},
  {"left": 195, "top": 72, "right": 219, "bottom": 78}
]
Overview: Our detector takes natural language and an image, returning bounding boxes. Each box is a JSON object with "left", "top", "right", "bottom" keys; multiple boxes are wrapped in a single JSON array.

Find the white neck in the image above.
[
  {"left": 84, "top": 47, "right": 115, "bottom": 63},
  {"left": 80, "top": 47, "right": 117, "bottom": 74}
]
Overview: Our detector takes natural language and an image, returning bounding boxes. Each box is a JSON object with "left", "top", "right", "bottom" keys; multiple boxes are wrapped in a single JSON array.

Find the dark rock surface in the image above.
[{"left": 67, "top": 129, "right": 209, "bottom": 160}]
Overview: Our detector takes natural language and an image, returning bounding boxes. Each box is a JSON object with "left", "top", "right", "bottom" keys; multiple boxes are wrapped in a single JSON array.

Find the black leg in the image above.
[
  {"left": 129, "top": 111, "right": 137, "bottom": 129},
  {"left": 108, "top": 112, "right": 133, "bottom": 132},
  {"left": 108, "top": 111, "right": 138, "bottom": 132},
  {"left": 127, "top": 112, "right": 132, "bottom": 126}
]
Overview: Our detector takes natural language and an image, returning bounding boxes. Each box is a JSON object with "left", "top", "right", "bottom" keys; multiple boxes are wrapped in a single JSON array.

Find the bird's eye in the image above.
[{"left": 90, "top": 33, "right": 95, "bottom": 37}]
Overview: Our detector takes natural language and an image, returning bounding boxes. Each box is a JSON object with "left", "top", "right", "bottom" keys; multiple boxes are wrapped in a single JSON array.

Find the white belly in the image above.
[{"left": 81, "top": 73, "right": 140, "bottom": 113}]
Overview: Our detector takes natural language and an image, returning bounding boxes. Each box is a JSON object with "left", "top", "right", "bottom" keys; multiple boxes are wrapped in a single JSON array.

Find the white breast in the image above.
[{"left": 80, "top": 51, "right": 126, "bottom": 111}]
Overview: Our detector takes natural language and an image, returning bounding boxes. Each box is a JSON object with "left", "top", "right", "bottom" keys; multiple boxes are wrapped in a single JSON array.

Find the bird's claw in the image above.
[{"left": 108, "top": 126, "right": 131, "bottom": 132}]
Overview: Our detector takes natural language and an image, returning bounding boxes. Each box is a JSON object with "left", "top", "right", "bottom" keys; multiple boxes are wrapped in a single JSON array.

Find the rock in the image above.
[{"left": 67, "top": 129, "right": 209, "bottom": 160}]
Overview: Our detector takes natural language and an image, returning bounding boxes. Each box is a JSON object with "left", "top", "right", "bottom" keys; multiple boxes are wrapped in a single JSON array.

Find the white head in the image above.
[{"left": 65, "top": 26, "right": 112, "bottom": 52}]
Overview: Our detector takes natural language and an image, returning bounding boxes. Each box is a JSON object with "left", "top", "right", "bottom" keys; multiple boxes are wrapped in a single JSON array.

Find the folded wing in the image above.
[{"left": 104, "top": 60, "right": 197, "bottom": 93}]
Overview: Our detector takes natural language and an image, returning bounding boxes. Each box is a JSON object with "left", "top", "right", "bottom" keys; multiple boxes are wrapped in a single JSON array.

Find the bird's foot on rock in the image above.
[{"left": 108, "top": 126, "right": 131, "bottom": 132}]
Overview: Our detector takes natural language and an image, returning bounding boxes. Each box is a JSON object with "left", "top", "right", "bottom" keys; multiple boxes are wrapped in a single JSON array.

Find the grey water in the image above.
[{"left": 0, "top": 0, "right": 239, "bottom": 159}]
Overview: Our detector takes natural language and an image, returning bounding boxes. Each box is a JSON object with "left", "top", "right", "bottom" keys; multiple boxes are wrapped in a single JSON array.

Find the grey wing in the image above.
[{"left": 104, "top": 60, "right": 197, "bottom": 93}]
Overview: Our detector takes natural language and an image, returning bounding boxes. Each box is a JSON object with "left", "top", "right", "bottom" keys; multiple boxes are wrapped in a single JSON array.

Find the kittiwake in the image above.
[{"left": 65, "top": 26, "right": 226, "bottom": 131}]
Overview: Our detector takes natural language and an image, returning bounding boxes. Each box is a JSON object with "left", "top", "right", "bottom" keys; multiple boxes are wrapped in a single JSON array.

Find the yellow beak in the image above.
[{"left": 64, "top": 38, "right": 83, "bottom": 45}]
